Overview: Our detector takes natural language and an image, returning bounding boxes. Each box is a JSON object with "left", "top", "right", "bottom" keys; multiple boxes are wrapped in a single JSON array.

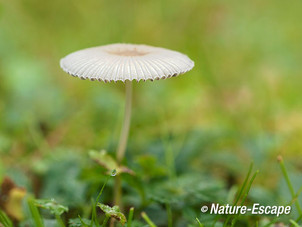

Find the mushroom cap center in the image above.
[{"left": 106, "top": 48, "right": 149, "bottom": 56}]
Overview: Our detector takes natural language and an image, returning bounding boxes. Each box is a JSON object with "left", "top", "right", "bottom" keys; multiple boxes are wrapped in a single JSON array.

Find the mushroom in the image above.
[
  {"left": 60, "top": 43, "right": 194, "bottom": 209},
  {"left": 60, "top": 43, "right": 194, "bottom": 163}
]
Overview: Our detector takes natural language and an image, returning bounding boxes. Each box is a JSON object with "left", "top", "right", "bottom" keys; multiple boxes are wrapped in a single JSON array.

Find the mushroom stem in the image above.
[
  {"left": 113, "top": 80, "right": 132, "bottom": 212},
  {"left": 117, "top": 80, "right": 132, "bottom": 163}
]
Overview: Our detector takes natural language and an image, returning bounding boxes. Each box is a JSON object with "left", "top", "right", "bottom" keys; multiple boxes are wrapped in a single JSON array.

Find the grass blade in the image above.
[
  {"left": 196, "top": 217, "right": 204, "bottom": 227},
  {"left": 141, "top": 212, "right": 157, "bottom": 227},
  {"left": 101, "top": 216, "right": 110, "bottom": 227},
  {"left": 55, "top": 214, "right": 66, "bottom": 227},
  {"left": 230, "top": 170, "right": 259, "bottom": 227},
  {"left": 295, "top": 214, "right": 302, "bottom": 224},
  {"left": 289, "top": 219, "right": 301, "bottom": 227},
  {"left": 91, "top": 171, "right": 113, "bottom": 227},
  {"left": 0, "top": 210, "right": 13, "bottom": 227},
  {"left": 78, "top": 215, "right": 89, "bottom": 227},
  {"left": 234, "top": 162, "right": 254, "bottom": 206},
  {"left": 166, "top": 203, "right": 172, "bottom": 227},
  {"left": 224, "top": 162, "right": 254, "bottom": 227},
  {"left": 28, "top": 198, "right": 44, "bottom": 227},
  {"left": 127, "top": 207, "right": 134, "bottom": 227},
  {"left": 278, "top": 156, "right": 302, "bottom": 216}
]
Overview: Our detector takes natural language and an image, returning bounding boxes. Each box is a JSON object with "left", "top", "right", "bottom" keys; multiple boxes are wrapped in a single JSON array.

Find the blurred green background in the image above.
[{"left": 1, "top": 0, "right": 302, "bottom": 226}]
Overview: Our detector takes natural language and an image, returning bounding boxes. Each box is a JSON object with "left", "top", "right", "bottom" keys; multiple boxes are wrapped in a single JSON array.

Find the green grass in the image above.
[
  {"left": 1, "top": 0, "right": 302, "bottom": 226},
  {"left": 0, "top": 158, "right": 301, "bottom": 226}
]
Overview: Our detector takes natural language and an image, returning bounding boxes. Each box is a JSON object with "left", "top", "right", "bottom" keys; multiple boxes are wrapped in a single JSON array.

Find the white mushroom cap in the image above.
[{"left": 60, "top": 43, "right": 194, "bottom": 82}]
